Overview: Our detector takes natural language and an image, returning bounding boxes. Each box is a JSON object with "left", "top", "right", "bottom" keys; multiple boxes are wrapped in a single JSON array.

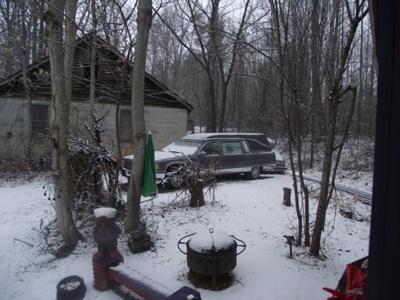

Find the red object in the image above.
[
  {"left": 93, "top": 258, "right": 109, "bottom": 291},
  {"left": 323, "top": 264, "right": 367, "bottom": 300},
  {"left": 109, "top": 250, "right": 123, "bottom": 264}
]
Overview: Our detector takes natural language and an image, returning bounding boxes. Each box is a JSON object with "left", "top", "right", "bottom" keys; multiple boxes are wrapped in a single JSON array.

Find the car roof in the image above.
[{"left": 182, "top": 133, "right": 266, "bottom": 141}]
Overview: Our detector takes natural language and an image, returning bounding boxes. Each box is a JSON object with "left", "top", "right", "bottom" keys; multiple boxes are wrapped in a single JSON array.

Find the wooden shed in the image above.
[{"left": 0, "top": 33, "right": 192, "bottom": 162}]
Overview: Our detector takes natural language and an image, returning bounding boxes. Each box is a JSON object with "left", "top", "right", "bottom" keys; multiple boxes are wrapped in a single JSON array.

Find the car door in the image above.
[
  {"left": 220, "top": 140, "right": 247, "bottom": 174},
  {"left": 196, "top": 140, "right": 221, "bottom": 170}
]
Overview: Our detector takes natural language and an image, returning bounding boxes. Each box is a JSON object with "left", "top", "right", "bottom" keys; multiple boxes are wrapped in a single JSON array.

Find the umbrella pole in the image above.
[{"left": 151, "top": 195, "right": 154, "bottom": 224}]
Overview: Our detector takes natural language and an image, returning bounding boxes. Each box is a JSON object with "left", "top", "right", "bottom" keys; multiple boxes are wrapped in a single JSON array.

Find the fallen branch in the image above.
[{"left": 13, "top": 238, "right": 34, "bottom": 248}]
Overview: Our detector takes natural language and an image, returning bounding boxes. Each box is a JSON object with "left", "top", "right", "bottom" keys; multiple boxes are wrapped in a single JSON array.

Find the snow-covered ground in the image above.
[{"left": 0, "top": 173, "right": 371, "bottom": 300}]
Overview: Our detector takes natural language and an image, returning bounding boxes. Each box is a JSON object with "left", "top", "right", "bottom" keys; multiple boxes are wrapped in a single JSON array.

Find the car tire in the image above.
[
  {"left": 249, "top": 167, "right": 261, "bottom": 179},
  {"left": 167, "top": 166, "right": 184, "bottom": 189}
]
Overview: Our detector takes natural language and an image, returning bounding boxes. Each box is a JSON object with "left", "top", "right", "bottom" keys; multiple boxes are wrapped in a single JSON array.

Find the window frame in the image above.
[
  {"left": 31, "top": 104, "right": 49, "bottom": 135},
  {"left": 119, "top": 109, "right": 133, "bottom": 143},
  {"left": 199, "top": 140, "right": 221, "bottom": 156}
]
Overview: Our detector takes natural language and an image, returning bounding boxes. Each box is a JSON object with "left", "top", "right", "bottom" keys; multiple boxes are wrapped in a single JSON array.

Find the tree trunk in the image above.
[
  {"left": 22, "top": 61, "right": 32, "bottom": 162},
  {"left": 206, "top": 75, "right": 217, "bottom": 132},
  {"left": 310, "top": 1, "right": 368, "bottom": 255},
  {"left": 18, "top": 2, "right": 32, "bottom": 162},
  {"left": 89, "top": 0, "right": 103, "bottom": 201},
  {"left": 309, "top": 0, "right": 322, "bottom": 168},
  {"left": 31, "top": 2, "right": 38, "bottom": 62},
  {"left": 288, "top": 133, "right": 302, "bottom": 246},
  {"left": 295, "top": 108, "right": 310, "bottom": 246},
  {"left": 89, "top": 0, "right": 97, "bottom": 111},
  {"left": 356, "top": 18, "right": 364, "bottom": 136},
  {"left": 310, "top": 99, "right": 338, "bottom": 255},
  {"left": 368, "top": 60, "right": 376, "bottom": 138},
  {"left": 45, "top": 0, "right": 80, "bottom": 251},
  {"left": 38, "top": 0, "right": 46, "bottom": 58},
  {"left": 125, "top": 0, "right": 153, "bottom": 234},
  {"left": 207, "top": 0, "right": 220, "bottom": 132}
]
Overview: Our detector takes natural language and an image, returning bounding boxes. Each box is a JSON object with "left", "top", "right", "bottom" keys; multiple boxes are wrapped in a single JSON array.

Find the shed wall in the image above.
[
  {"left": 0, "top": 98, "right": 188, "bottom": 161},
  {"left": 0, "top": 98, "right": 51, "bottom": 161},
  {"left": 70, "top": 103, "right": 188, "bottom": 155},
  {"left": 144, "top": 106, "right": 188, "bottom": 150}
]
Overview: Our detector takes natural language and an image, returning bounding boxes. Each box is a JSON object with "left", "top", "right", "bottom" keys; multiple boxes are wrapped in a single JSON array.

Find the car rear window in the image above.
[{"left": 247, "top": 139, "right": 270, "bottom": 152}]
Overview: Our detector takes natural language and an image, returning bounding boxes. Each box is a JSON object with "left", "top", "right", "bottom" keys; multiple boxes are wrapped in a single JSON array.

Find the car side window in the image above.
[
  {"left": 202, "top": 141, "right": 220, "bottom": 155},
  {"left": 247, "top": 139, "right": 270, "bottom": 152},
  {"left": 221, "top": 141, "right": 243, "bottom": 155}
]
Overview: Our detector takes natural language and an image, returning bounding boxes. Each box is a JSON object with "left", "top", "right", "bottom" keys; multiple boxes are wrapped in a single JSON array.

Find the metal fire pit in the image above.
[{"left": 178, "top": 229, "right": 246, "bottom": 287}]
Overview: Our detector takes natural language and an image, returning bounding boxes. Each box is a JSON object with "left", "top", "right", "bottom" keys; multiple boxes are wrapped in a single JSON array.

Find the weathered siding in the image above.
[
  {"left": 0, "top": 98, "right": 27, "bottom": 159},
  {"left": 70, "top": 103, "right": 188, "bottom": 155},
  {"left": 144, "top": 106, "right": 188, "bottom": 149},
  {"left": 0, "top": 98, "right": 50, "bottom": 160},
  {"left": 0, "top": 98, "right": 188, "bottom": 161},
  {"left": 119, "top": 105, "right": 188, "bottom": 156}
]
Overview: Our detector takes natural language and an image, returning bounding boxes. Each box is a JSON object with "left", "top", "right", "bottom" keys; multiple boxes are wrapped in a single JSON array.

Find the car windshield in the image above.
[{"left": 163, "top": 139, "right": 203, "bottom": 155}]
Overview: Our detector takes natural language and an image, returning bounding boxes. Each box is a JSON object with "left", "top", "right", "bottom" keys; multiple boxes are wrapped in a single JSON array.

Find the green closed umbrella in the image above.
[{"left": 142, "top": 131, "right": 158, "bottom": 197}]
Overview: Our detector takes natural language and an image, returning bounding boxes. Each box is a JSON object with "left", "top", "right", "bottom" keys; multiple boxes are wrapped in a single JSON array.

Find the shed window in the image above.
[
  {"left": 119, "top": 110, "right": 133, "bottom": 142},
  {"left": 32, "top": 105, "right": 49, "bottom": 134}
]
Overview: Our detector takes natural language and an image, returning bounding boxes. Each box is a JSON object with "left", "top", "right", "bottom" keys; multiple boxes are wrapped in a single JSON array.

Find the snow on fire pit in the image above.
[{"left": 188, "top": 230, "right": 235, "bottom": 254}]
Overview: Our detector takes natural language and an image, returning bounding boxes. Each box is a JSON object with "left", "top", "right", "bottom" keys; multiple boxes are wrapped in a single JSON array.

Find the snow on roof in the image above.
[
  {"left": 94, "top": 207, "right": 117, "bottom": 218},
  {"left": 182, "top": 132, "right": 265, "bottom": 140}
]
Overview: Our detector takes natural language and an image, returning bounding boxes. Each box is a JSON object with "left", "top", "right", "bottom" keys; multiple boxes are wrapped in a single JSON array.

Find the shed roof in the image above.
[{"left": 0, "top": 33, "right": 192, "bottom": 111}]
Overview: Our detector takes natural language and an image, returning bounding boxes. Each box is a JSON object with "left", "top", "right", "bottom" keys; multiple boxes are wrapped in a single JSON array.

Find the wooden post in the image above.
[{"left": 283, "top": 187, "right": 291, "bottom": 206}]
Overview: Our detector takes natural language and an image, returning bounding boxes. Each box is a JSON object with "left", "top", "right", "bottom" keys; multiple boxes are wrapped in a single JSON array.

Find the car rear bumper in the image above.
[{"left": 262, "top": 161, "right": 287, "bottom": 174}]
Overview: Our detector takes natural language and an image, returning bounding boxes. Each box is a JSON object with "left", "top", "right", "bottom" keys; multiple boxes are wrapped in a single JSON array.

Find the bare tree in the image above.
[
  {"left": 309, "top": 0, "right": 326, "bottom": 168},
  {"left": 156, "top": 0, "right": 252, "bottom": 132},
  {"left": 125, "top": 0, "right": 153, "bottom": 237},
  {"left": 267, "top": 0, "right": 312, "bottom": 246},
  {"left": 310, "top": 0, "right": 368, "bottom": 256},
  {"left": 44, "top": 0, "right": 81, "bottom": 253},
  {"left": 89, "top": 0, "right": 97, "bottom": 111},
  {"left": 17, "top": 1, "right": 33, "bottom": 161}
]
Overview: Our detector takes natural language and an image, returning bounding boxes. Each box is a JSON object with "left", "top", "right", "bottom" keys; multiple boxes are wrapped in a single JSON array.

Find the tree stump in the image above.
[
  {"left": 283, "top": 187, "right": 291, "bottom": 206},
  {"left": 189, "top": 179, "right": 205, "bottom": 207},
  {"left": 127, "top": 223, "right": 154, "bottom": 254}
]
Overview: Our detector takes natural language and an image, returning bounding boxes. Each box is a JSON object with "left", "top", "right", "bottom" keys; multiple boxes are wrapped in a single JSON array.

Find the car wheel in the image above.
[
  {"left": 249, "top": 167, "right": 261, "bottom": 179},
  {"left": 167, "top": 166, "right": 184, "bottom": 189}
]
